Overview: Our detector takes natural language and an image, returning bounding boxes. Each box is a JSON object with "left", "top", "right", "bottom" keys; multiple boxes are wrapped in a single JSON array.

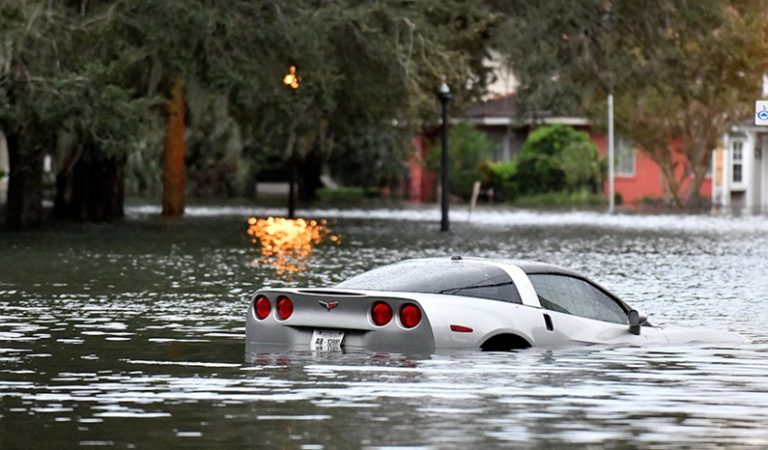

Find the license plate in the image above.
[{"left": 310, "top": 330, "right": 344, "bottom": 351}]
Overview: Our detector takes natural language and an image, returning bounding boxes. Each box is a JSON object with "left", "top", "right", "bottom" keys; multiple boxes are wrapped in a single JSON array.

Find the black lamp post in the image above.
[
  {"left": 283, "top": 65, "right": 301, "bottom": 219},
  {"left": 438, "top": 81, "right": 451, "bottom": 232}
]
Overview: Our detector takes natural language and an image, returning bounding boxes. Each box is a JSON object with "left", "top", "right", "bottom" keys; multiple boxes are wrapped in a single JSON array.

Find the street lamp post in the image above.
[
  {"left": 438, "top": 81, "right": 451, "bottom": 232},
  {"left": 283, "top": 65, "right": 301, "bottom": 219}
]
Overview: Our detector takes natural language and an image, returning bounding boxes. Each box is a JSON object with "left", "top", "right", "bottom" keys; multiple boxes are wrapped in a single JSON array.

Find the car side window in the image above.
[{"left": 528, "top": 274, "right": 627, "bottom": 324}]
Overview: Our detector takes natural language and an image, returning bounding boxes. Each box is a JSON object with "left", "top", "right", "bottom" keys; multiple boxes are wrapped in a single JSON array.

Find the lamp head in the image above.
[{"left": 438, "top": 80, "right": 451, "bottom": 101}]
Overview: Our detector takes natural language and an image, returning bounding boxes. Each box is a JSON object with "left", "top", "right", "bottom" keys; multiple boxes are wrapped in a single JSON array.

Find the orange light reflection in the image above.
[{"left": 247, "top": 216, "right": 339, "bottom": 274}]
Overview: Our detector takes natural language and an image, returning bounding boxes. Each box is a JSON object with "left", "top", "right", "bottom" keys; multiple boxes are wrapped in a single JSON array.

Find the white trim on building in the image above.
[{"left": 714, "top": 126, "right": 768, "bottom": 214}]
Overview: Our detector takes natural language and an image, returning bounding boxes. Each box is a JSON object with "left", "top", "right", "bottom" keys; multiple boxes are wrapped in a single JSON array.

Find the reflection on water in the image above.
[
  {"left": 246, "top": 216, "right": 340, "bottom": 275},
  {"left": 2, "top": 210, "right": 768, "bottom": 448}
]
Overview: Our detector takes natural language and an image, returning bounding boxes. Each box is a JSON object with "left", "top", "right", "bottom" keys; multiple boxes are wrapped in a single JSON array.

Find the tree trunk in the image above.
[
  {"left": 646, "top": 146, "right": 684, "bottom": 208},
  {"left": 284, "top": 125, "right": 297, "bottom": 218},
  {"left": 686, "top": 157, "right": 709, "bottom": 209},
  {"left": 5, "top": 131, "right": 44, "bottom": 230},
  {"left": 54, "top": 151, "right": 125, "bottom": 222},
  {"left": 299, "top": 147, "right": 322, "bottom": 201},
  {"left": 162, "top": 77, "right": 186, "bottom": 217}
]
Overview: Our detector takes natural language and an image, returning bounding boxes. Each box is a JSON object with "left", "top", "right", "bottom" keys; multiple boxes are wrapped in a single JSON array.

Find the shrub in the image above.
[
  {"left": 480, "top": 161, "right": 518, "bottom": 201},
  {"left": 516, "top": 125, "right": 602, "bottom": 195},
  {"left": 428, "top": 123, "right": 493, "bottom": 199}
]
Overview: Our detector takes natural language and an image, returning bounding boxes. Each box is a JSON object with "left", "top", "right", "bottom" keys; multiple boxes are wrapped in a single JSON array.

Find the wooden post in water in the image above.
[{"left": 162, "top": 77, "right": 186, "bottom": 217}]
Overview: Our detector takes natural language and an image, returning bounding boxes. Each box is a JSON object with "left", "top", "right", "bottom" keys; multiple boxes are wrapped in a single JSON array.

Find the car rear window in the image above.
[{"left": 337, "top": 260, "right": 522, "bottom": 304}]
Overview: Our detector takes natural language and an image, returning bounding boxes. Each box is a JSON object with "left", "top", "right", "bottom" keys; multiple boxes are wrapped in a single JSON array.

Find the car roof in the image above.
[
  {"left": 392, "top": 257, "right": 629, "bottom": 311},
  {"left": 399, "top": 257, "right": 582, "bottom": 277}
]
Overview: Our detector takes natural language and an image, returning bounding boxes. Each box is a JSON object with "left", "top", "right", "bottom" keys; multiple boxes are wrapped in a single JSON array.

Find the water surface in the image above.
[{"left": 2, "top": 207, "right": 767, "bottom": 448}]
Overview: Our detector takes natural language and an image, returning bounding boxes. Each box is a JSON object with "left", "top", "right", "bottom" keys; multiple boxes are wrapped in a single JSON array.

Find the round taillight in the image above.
[
  {"left": 254, "top": 296, "right": 271, "bottom": 320},
  {"left": 277, "top": 296, "right": 294, "bottom": 320},
  {"left": 371, "top": 301, "right": 393, "bottom": 326},
  {"left": 399, "top": 304, "right": 421, "bottom": 328}
]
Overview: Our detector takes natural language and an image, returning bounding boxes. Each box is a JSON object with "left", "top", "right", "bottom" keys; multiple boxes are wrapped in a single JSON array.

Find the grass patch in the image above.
[
  {"left": 317, "top": 187, "right": 368, "bottom": 203},
  {"left": 512, "top": 190, "right": 605, "bottom": 208}
]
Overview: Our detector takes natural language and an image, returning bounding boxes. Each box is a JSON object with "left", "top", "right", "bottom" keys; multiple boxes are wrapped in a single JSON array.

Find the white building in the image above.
[{"left": 713, "top": 124, "right": 768, "bottom": 213}]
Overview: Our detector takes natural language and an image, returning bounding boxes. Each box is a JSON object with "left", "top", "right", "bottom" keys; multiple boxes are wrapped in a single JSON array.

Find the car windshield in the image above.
[{"left": 337, "top": 259, "right": 522, "bottom": 304}]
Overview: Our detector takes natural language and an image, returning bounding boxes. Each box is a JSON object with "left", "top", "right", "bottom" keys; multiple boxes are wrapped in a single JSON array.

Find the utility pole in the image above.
[{"left": 608, "top": 93, "right": 615, "bottom": 214}]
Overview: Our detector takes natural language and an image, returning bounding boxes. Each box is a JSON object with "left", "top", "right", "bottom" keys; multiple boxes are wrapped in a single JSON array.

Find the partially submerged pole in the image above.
[
  {"left": 608, "top": 93, "right": 615, "bottom": 214},
  {"left": 438, "top": 81, "right": 451, "bottom": 232}
]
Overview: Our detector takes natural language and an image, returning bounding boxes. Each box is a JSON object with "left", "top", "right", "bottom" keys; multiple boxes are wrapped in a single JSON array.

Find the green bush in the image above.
[
  {"left": 428, "top": 123, "right": 493, "bottom": 199},
  {"left": 317, "top": 186, "right": 366, "bottom": 203},
  {"left": 516, "top": 125, "right": 602, "bottom": 195},
  {"left": 480, "top": 161, "right": 518, "bottom": 201}
]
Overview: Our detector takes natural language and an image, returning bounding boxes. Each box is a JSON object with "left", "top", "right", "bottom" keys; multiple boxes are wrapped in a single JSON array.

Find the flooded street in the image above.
[{"left": 2, "top": 207, "right": 768, "bottom": 448}]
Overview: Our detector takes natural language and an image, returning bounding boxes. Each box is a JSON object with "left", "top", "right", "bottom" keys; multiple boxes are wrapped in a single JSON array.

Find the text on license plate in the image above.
[{"left": 310, "top": 330, "right": 344, "bottom": 351}]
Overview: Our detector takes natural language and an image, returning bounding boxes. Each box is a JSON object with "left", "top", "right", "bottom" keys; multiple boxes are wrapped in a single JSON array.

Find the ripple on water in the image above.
[{"left": 2, "top": 212, "right": 768, "bottom": 448}]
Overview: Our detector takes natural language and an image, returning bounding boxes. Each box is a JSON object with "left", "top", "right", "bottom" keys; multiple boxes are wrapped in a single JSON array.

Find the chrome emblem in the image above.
[{"left": 319, "top": 301, "right": 339, "bottom": 311}]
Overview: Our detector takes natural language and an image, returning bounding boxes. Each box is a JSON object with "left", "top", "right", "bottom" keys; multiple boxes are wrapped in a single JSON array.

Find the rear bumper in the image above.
[{"left": 245, "top": 324, "right": 436, "bottom": 353}]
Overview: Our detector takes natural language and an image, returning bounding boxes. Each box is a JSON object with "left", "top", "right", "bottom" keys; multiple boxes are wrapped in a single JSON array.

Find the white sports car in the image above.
[{"left": 245, "top": 257, "right": 747, "bottom": 352}]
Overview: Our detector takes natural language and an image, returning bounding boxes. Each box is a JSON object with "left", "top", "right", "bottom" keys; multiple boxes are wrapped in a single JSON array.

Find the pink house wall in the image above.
[{"left": 591, "top": 133, "right": 711, "bottom": 204}]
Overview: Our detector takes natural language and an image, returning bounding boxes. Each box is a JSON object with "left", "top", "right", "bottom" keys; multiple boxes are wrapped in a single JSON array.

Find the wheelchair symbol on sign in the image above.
[{"left": 758, "top": 105, "right": 768, "bottom": 121}]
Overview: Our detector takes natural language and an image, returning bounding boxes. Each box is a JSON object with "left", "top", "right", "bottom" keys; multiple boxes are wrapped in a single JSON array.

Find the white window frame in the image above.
[
  {"left": 732, "top": 140, "right": 744, "bottom": 185},
  {"left": 614, "top": 136, "right": 636, "bottom": 177}
]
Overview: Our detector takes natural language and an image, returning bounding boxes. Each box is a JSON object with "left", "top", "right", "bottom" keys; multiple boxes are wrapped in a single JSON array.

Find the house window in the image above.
[
  {"left": 732, "top": 141, "right": 743, "bottom": 184},
  {"left": 615, "top": 136, "right": 636, "bottom": 176}
]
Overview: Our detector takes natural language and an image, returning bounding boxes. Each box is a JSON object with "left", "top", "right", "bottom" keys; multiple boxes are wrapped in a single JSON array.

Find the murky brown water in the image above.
[{"left": 2, "top": 206, "right": 768, "bottom": 448}]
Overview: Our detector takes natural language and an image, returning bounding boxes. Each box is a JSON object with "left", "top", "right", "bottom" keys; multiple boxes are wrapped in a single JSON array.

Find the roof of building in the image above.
[
  {"left": 463, "top": 94, "right": 519, "bottom": 120},
  {"left": 460, "top": 94, "right": 589, "bottom": 127}
]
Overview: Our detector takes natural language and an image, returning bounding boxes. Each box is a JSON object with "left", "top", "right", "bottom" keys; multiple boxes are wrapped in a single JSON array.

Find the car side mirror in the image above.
[{"left": 628, "top": 309, "right": 641, "bottom": 336}]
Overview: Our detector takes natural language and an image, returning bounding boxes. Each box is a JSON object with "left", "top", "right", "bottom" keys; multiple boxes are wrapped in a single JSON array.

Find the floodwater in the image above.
[{"left": 2, "top": 206, "right": 768, "bottom": 449}]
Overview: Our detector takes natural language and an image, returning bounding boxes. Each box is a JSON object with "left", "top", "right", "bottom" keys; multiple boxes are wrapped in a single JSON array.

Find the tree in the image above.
[
  {"left": 492, "top": 0, "right": 768, "bottom": 207},
  {"left": 428, "top": 123, "right": 494, "bottom": 199},
  {"left": 226, "top": 1, "right": 497, "bottom": 204},
  {"left": 2, "top": 0, "right": 497, "bottom": 228},
  {"left": 1, "top": 1, "right": 151, "bottom": 227}
]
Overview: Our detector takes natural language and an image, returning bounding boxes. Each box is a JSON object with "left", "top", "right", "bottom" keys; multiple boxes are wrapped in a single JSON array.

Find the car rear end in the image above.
[{"left": 246, "top": 288, "right": 436, "bottom": 353}]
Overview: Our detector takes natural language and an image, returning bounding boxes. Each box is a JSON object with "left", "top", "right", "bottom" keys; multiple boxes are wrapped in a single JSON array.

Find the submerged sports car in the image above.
[{"left": 245, "top": 257, "right": 747, "bottom": 352}]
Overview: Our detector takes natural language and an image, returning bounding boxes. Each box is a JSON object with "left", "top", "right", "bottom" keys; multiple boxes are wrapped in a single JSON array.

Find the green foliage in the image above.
[
  {"left": 512, "top": 190, "right": 605, "bottom": 208},
  {"left": 428, "top": 124, "right": 494, "bottom": 199},
  {"left": 1, "top": 0, "right": 497, "bottom": 207},
  {"left": 492, "top": 0, "right": 768, "bottom": 207},
  {"left": 317, "top": 187, "right": 367, "bottom": 204},
  {"left": 326, "top": 126, "right": 411, "bottom": 189},
  {"left": 516, "top": 125, "right": 601, "bottom": 195},
  {"left": 480, "top": 161, "right": 518, "bottom": 201}
]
